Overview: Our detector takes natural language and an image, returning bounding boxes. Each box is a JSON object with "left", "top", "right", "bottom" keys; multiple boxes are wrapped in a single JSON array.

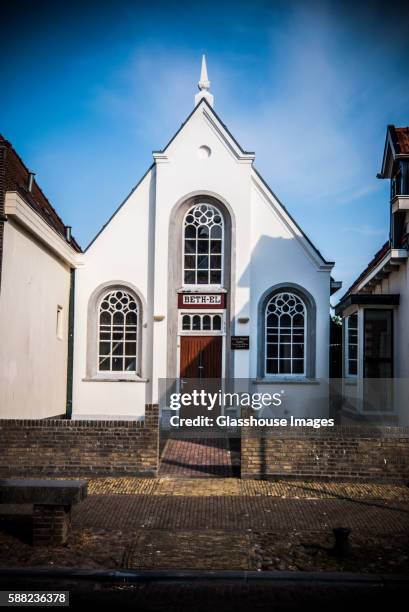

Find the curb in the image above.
[{"left": 0, "top": 567, "right": 408, "bottom": 585}]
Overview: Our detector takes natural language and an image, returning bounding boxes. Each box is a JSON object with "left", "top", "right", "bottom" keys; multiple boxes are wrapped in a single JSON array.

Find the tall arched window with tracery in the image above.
[
  {"left": 183, "top": 203, "right": 224, "bottom": 285},
  {"left": 98, "top": 289, "right": 139, "bottom": 372},
  {"left": 265, "top": 291, "right": 306, "bottom": 376}
]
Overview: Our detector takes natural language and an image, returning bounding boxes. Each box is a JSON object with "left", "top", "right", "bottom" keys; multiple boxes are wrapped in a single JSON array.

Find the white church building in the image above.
[{"left": 71, "top": 57, "right": 337, "bottom": 421}]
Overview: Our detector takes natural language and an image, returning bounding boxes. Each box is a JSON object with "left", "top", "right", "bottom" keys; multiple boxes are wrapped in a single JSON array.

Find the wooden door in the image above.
[
  {"left": 179, "top": 336, "right": 222, "bottom": 419},
  {"left": 363, "top": 309, "right": 393, "bottom": 412},
  {"left": 180, "top": 336, "right": 222, "bottom": 379}
]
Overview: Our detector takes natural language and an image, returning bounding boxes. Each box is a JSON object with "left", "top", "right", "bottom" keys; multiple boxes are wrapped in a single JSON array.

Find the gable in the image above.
[
  {"left": 380, "top": 125, "right": 409, "bottom": 178},
  {"left": 153, "top": 98, "right": 255, "bottom": 163},
  {"left": 85, "top": 98, "right": 332, "bottom": 272}
]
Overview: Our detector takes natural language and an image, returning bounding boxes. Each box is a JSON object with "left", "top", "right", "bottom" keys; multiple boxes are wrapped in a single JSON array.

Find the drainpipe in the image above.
[
  {"left": 0, "top": 142, "right": 9, "bottom": 293},
  {"left": 66, "top": 267, "right": 75, "bottom": 418}
]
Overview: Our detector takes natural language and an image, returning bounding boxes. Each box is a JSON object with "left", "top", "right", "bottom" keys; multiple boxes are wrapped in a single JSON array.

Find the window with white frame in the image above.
[
  {"left": 180, "top": 312, "right": 223, "bottom": 332},
  {"left": 98, "top": 290, "right": 138, "bottom": 372},
  {"left": 265, "top": 292, "right": 306, "bottom": 375},
  {"left": 346, "top": 313, "right": 358, "bottom": 376},
  {"left": 183, "top": 203, "right": 224, "bottom": 285},
  {"left": 56, "top": 305, "right": 63, "bottom": 340}
]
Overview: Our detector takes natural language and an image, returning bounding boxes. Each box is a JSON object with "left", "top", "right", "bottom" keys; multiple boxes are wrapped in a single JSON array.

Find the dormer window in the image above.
[{"left": 391, "top": 169, "right": 402, "bottom": 199}]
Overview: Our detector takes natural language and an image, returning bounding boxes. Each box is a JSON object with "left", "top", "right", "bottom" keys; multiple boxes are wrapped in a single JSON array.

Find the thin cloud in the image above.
[
  {"left": 4, "top": 0, "right": 407, "bottom": 295},
  {"left": 341, "top": 225, "right": 386, "bottom": 237}
]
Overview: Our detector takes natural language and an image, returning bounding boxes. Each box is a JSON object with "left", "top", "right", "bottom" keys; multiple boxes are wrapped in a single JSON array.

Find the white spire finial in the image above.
[
  {"left": 198, "top": 55, "right": 210, "bottom": 90},
  {"left": 195, "top": 54, "right": 214, "bottom": 107}
]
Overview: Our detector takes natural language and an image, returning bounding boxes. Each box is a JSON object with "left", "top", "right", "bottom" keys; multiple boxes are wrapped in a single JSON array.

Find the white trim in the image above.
[
  {"left": 201, "top": 105, "right": 255, "bottom": 163},
  {"left": 355, "top": 248, "right": 408, "bottom": 292},
  {"left": 156, "top": 101, "right": 255, "bottom": 163},
  {"left": 178, "top": 310, "right": 226, "bottom": 335},
  {"left": 345, "top": 312, "right": 358, "bottom": 378},
  {"left": 177, "top": 286, "right": 227, "bottom": 294},
  {"left": 391, "top": 195, "right": 409, "bottom": 213},
  {"left": 152, "top": 152, "right": 169, "bottom": 163},
  {"left": 82, "top": 374, "right": 147, "bottom": 382},
  {"left": 5, "top": 191, "right": 81, "bottom": 267},
  {"left": 356, "top": 249, "right": 390, "bottom": 291},
  {"left": 342, "top": 307, "right": 398, "bottom": 417}
]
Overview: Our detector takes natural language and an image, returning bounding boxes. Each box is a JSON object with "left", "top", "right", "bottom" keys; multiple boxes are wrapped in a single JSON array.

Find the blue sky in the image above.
[{"left": 1, "top": 0, "right": 409, "bottom": 301}]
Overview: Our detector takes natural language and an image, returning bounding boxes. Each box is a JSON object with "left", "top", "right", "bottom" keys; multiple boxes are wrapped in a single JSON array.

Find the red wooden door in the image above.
[
  {"left": 179, "top": 336, "right": 222, "bottom": 418},
  {"left": 180, "top": 336, "right": 222, "bottom": 379}
]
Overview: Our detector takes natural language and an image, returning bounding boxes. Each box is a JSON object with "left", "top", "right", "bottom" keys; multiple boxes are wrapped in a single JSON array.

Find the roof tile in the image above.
[
  {"left": 392, "top": 126, "right": 409, "bottom": 155},
  {"left": 0, "top": 134, "right": 81, "bottom": 252}
]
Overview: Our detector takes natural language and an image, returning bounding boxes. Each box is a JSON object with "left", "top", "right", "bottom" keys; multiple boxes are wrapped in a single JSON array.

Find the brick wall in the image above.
[
  {"left": 241, "top": 426, "right": 409, "bottom": 482},
  {"left": 3, "top": 409, "right": 408, "bottom": 481},
  {"left": 0, "top": 405, "right": 159, "bottom": 477},
  {"left": 32, "top": 504, "right": 71, "bottom": 546}
]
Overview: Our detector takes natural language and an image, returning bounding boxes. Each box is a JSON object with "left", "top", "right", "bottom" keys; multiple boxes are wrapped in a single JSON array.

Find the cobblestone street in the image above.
[
  {"left": 87, "top": 476, "right": 409, "bottom": 500},
  {"left": 1, "top": 477, "right": 409, "bottom": 574},
  {"left": 74, "top": 493, "right": 409, "bottom": 532}
]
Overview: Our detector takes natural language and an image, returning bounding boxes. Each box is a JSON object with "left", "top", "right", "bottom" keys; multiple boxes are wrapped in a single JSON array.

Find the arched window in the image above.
[
  {"left": 183, "top": 203, "right": 224, "bottom": 285},
  {"left": 98, "top": 289, "right": 139, "bottom": 372},
  {"left": 265, "top": 292, "right": 306, "bottom": 376}
]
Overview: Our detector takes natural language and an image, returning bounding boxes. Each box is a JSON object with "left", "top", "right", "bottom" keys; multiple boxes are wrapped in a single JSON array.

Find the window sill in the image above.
[
  {"left": 82, "top": 376, "right": 149, "bottom": 383},
  {"left": 252, "top": 378, "right": 320, "bottom": 385}
]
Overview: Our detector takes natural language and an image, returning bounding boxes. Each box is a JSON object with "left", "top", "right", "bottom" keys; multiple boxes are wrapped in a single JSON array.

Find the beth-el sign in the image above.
[{"left": 178, "top": 293, "right": 226, "bottom": 309}]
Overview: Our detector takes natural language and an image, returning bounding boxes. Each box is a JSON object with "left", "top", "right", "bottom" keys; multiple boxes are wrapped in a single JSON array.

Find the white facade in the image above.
[
  {"left": 339, "top": 250, "right": 409, "bottom": 426},
  {"left": 72, "top": 67, "right": 334, "bottom": 421},
  {"left": 0, "top": 192, "right": 79, "bottom": 419}
]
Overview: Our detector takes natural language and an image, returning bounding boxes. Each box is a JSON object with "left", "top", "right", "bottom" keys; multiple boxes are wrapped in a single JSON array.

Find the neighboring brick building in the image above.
[{"left": 0, "top": 135, "right": 81, "bottom": 418}]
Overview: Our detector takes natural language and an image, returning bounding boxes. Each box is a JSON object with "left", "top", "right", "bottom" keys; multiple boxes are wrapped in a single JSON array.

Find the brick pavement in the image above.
[
  {"left": 73, "top": 495, "right": 409, "bottom": 532},
  {"left": 2, "top": 477, "right": 409, "bottom": 572},
  {"left": 72, "top": 482, "right": 409, "bottom": 571},
  {"left": 159, "top": 437, "right": 233, "bottom": 477},
  {"left": 87, "top": 477, "right": 409, "bottom": 500},
  {"left": 73, "top": 479, "right": 409, "bottom": 571},
  {"left": 122, "top": 528, "right": 409, "bottom": 571},
  {"left": 123, "top": 530, "right": 251, "bottom": 570}
]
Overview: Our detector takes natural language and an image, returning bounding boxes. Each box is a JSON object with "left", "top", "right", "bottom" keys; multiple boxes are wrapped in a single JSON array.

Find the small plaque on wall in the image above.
[{"left": 231, "top": 336, "right": 250, "bottom": 350}]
